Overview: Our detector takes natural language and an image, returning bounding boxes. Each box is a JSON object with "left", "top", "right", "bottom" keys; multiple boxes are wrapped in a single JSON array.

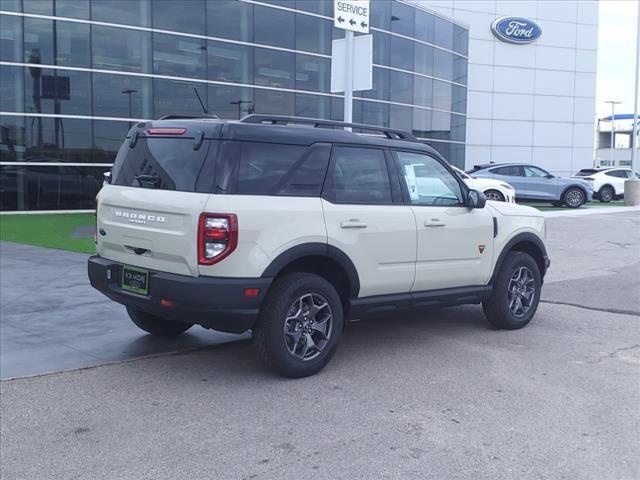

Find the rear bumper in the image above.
[{"left": 88, "top": 255, "right": 272, "bottom": 334}]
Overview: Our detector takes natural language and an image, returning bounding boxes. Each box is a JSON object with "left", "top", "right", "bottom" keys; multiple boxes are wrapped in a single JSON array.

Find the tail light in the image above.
[{"left": 198, "top": 213, "right": 238, "bottom": 265}]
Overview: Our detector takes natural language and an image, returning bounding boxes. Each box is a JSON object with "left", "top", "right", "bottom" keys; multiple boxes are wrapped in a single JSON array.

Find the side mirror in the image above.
[
  {"left": 467, "top": 189, "right": 486, "bottom": 209},
  {"left": 103, "top": 171, "right": 111, "bottom": 185}
]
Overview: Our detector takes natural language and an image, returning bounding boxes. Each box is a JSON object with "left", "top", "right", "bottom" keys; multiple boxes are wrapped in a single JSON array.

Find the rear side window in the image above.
[
  {"left": 491, "top": 166, "right": 522, "bottom": 176},
  {"left": 112, "top": 136, "right": 211, "bottom": 191},
  {"left": 605, "top": 170, "right": 627, "bottom": 178},
  {"left": 235, "top": 142, "right": 330, "bottom": 196},
  {"left": 324, "top": 147, "right": 392, "bottom": 204}
]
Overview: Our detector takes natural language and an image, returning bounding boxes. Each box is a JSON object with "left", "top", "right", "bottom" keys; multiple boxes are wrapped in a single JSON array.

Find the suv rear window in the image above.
[{"left": 111, "top": 136, "right": 212, "bottom": 191}]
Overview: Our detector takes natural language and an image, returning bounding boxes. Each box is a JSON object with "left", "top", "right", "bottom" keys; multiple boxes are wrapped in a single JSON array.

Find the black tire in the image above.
[
  {"left": 598, "top": 185, "right": 614, "bottom": 203},
  {"left": 254, "top": 272, "right": 344, "bottom": 378},
  {"left": 126, "top": 306, "right": 193, "bottom": 337},
  {"left": 484, "top": 189, "right": 505, "bottom": 202},
  {"left": 482, "top": 251, "right": 542, "bottom": 330},
  {"left": 562, "top": 187, "right": 586, "bottom": 208}
]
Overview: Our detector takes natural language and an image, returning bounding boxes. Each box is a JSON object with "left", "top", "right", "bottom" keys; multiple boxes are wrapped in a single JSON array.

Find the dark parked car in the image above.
[{"left": 467, "top": 163, "right": 593, "bottom": 208}]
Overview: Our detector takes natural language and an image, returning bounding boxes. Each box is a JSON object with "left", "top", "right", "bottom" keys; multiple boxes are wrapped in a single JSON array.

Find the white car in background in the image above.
[
  {"left": 452, "top": 166, "right": 516, "bottom": 202},
  {"left": 573, "top": 168, "right": 640, "bottom": 202}
]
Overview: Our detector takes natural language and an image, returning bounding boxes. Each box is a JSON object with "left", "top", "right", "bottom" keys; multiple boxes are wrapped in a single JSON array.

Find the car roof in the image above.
[
  {"left": 133, "top": 115, "right": 443, "bottom": 158},
  {"left": 467, "top": 162, "right": 537, "bottom": 172}
]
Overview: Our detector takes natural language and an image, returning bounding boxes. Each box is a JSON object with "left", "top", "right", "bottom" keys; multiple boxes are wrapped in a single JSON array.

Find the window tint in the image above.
[
  {"left": 325, "top": 147, "right": 391, "bottom": 204},
  {"left": 395, "top": 151, "right": 463, "bottom": 205},
  {"left": 492, "top": 166, "right": 522, "bottom": 176},
  {"left": 236, "top": 142, "right": 306, "bottom": 195},
  {"left": 605, "top": 170, "right": 627, "bottom": 178},
  {"left": 112, "top": 137, "right": 211, "bottom": 192},
  {"left": 524, "top": 166, "right": 549, "bottom": 177}
]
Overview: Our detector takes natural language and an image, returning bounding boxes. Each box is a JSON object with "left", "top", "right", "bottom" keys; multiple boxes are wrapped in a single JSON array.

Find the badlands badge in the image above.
[{"left": 478, "top": 244, "right": 486, "bottom": 254}]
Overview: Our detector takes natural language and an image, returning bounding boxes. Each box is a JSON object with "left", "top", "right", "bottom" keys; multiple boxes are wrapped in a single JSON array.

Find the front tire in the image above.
[
  {"left": 254, "top": 272, "right": 344, "bottom": 378},
  {"left": 599, "top": 185, "right": 614, "bottom": 203},
  {"left": 484, "top": 189, "right": 505, "bottom": 202},
  {"left": 562, "top": 188, "right": 586, "bottom": 208},
  {"left": 126, "top": 306, "right": 193, "bottom": 337},
  {"left": 483, "top": 251, "right": 541, "bottom": 330}
]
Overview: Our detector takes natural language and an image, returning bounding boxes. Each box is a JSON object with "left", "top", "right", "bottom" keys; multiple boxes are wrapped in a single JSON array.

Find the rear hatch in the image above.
[{"left": 96, "top": 120, "right": 222, "bottom": 276}]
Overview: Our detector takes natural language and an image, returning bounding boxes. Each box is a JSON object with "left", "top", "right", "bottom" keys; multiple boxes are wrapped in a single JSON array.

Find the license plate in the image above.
[{"left": 121, "top": 265, "right": 149, "bottom": 295}]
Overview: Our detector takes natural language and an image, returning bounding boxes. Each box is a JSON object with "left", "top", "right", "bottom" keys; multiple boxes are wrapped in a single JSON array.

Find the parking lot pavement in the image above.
[
  {"left": 0, "top": 242, "right": 245, "bottom": 379},
  {"left": 1, "top": 210, "right": 639, "bottom": 479}
]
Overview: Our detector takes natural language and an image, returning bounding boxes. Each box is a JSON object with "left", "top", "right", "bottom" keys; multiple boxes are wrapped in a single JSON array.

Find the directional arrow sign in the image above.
[{"left": 334, "top": 0, "right": 369, "bottom": 34}]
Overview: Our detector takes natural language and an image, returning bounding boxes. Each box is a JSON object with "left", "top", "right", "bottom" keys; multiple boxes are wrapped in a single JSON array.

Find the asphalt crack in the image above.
[{"left": 541, "top": 299, "right": 640, "bottom": 317}]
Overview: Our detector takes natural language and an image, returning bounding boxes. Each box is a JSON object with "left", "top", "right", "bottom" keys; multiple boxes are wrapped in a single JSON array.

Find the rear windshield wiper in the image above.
[{"left": 133, "top": 174, "right": 159, "bottom": 186}]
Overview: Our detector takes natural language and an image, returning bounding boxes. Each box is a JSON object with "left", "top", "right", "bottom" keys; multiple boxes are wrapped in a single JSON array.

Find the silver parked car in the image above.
[{"left": 467, "top": 163, "right": 593, "bottom": 208}]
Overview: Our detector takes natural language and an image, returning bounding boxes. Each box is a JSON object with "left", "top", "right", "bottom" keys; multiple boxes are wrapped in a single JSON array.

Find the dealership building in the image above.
[{"left": 0, "top": 0, "right": 598, "bottom": 211}]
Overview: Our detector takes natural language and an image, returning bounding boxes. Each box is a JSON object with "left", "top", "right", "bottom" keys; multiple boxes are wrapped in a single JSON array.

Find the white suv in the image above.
[
  {"left": 573, "top": 167, "right": 640, "bottom": 202},
  {"left": 89, "top": 115, "right": 550, "bottom": 377}
]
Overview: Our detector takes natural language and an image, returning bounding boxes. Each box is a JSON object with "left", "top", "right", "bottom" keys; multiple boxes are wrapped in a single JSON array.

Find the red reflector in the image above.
[
  {"left": 146, "top": 128, "right": 186, "bottom": 136},
  {"left": 160, "top": 299, "right": 175, "bottom": 307},
  {"left": 244, "top": 288, "right": 260, "bottom": 298},
  {"left": 204, "top": 228, "right": 228, "bottom": 240}
]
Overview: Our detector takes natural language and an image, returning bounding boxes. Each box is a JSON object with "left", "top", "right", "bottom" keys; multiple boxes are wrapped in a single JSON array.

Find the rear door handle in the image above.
[
  {"left": 340, "top": 219, "right": 368, "bottom": 229},
  {"left": 424, "top": 218, "right": 446, "bottom": 228}
]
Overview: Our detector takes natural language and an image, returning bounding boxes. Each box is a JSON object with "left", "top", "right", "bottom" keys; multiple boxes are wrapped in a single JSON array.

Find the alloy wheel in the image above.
[
  {"left": 507, "top": 266, "right": 536, "bottom": 317},
  {"left": 565, "top": 189, "right": 584, "bottom": 207},
  {"left": 283, "top": 293, "right": 333, "bottom": 361}
]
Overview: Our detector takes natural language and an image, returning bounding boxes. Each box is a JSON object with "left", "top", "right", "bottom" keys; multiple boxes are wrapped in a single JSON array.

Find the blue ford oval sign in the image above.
[{"left": 491, "top": 17, "right": 542, "bottom": 44}]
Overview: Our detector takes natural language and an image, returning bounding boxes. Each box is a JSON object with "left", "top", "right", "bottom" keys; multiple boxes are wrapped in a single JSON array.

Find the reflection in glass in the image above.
[
  {"left": 414, "top": 43, "right": 433, "bottom": 76},
  {"left": 0, "top": 0, "right": 21, "bottom": 12},
  {"left": 92, "top": 73, "right": 152, "bottom": 119},
  {"left": 413, "top": 76, "right": 433, "bottom": 110},
  {"left": 154, "top": 79, "right": 208, "bottom": 118},
  {"left": 91, "top": 0, "right": 151, "bottom": 27},
  {"left": 390, "top": 36, "right": 414, "bottom": 71},
  {"left": 92, "top": 26, "right": 151, "bottom": 73},
  {"left": 454, "top": 25, "right": 469, "bottom": 56},
  {"left": 254, "top": 89, "right": 294, "bottom": 116},
  {"left": 55, "top": 21, "right": 90, "bottom": 67},
  {"left": 208, "top": 42, "right": 253, "bottom": 84},
  {"left": 24, "top": 68, "right": 91, "bottom": 116},
  {"left": 434, "top": 16, "right": 454, "bottom": 51},
  {"left": 207, "top": 0, "right": 253, "bottom": 42},
  {"left": 415, "top": 9, "right": 434, "bottom": 45},
  {"left": 370, "top": 0, "right": 391, "bottom": 30},
  {"left": 389, "top": 104, "right": 412, "bottom": 131},
  {"left": 209, "top": 84, "right": 254, "bottom": 119},
  {"left": 356, "top": 67, "right": 389, "bottom": 100},
  {"left": 372, "top": 32, "right": 390, "bottom": 66},
  {"left": 296, "top": 13, "right": 331, "bottom": 55},
  {"left": 295, "top": 93, "right": 330, "bottom": 119},
  {"left": 25, "top": 117, "right": 92, "bottom": 162},
  {"left": 0, "top": 116, "right": 26, "bottom": 162},
  {"left": 255, "top": 49, "right": 294, "bottom": 88},
  {"left": 24, "top": 18, "right": 53, "bottom": 66},
  {"left": 433, "top": 49, "right": 454, "bottom": 82},
  {"left": 93, "top": 121, "right": 130, "bottom": 163},
  {"left": 452, "top": 85, "right": 467, "bottom": 114},
  {"left": 1, "top": 65, "right": 24, "bottom": 112},
  {"left": 432, "top": 79, "right": 452, "bottom": 112},
  {"left": 56, "top": 0, "right": 90, "bottom": 19},
  {"left": 412, "top": 108, "right": 432, "bottom": 138},
  {"left": 153, "top": 33, "right": 206, "bottom": 78},
  {"left": 295, "top": 54, "right": 330, "bottom": 93},
  {"left": 23, "top": 0, "right": 53, "bottom": 15},
  {"left": 152, "top": 0, "right": 205, "bottom": 34},
  {"left": 254, "top": 5, "right": 294, "bottom": 48},
  {"left": 0, "top": 165, "right": 105, "bottom": 210},
  {"left": 1, "top": 14, "right": 23, "bottom": 62},
  {"left": 390, "top": 70, "right": 413, "bottom": 104},
  {"left": 391, "top": 1, "right": 414, "bottom": 37},
  {"left": 295, "top": 0, "right": 332, "bottom": 15},
  {"left": 354, "top": 100, "right": 389, "bottom": 127}
]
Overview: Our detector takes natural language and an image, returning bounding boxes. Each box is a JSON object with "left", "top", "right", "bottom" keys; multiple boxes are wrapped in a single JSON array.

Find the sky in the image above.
[{"left": 596, "top": 0, "right": 639, "bottom": 118}]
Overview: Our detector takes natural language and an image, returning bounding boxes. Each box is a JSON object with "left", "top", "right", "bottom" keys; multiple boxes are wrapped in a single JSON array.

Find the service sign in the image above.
[
  {"left": 334, "top": 0, "right": 370, "bottom": 34},
  {"left": 491, "top": 17, "right": 542, "bottom": 44}
]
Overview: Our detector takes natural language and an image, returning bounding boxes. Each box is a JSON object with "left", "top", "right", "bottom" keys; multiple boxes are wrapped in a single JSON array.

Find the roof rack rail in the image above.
[
  {"left": 158, "top": 114, "right": 219, "bottom": 120},
  {"left": 239, "top": 114, "right": 418, "bottom": 141}
]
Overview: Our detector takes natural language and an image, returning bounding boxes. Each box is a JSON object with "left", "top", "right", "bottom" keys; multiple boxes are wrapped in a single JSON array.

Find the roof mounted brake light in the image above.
[{"left": 146, "top": 128, "right": 187, "bottom": 136}]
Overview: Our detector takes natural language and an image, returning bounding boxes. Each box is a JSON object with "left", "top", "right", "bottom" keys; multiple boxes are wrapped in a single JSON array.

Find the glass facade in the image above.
[{"left": 0, "top": 0, "right": 468, "bottom": 211}]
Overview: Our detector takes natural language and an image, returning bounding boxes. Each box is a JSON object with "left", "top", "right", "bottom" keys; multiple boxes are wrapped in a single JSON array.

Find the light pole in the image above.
[
  {"left": 625, "top": 2, "right": 640, "bottom": 206},
  {"left": 121, "top": 89, "right": 138, "bottom": 128},
  {"left": 605, "top": 100, "right": 622, "bottom": 166}
]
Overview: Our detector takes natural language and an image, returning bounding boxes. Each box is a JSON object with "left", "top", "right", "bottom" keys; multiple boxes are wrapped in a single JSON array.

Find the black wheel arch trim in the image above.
[
  {"left": 490, "top": 232, "right": 549, "bottom": 285},
  {"left": 261, "top": 242, "right": 360, "bottom": 298}
]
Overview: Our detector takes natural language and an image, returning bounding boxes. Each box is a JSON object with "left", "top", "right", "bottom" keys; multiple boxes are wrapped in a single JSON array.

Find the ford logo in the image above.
[{"left": 491, "top": 17, "right": 542, "bottom": 44}]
